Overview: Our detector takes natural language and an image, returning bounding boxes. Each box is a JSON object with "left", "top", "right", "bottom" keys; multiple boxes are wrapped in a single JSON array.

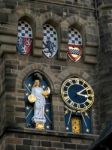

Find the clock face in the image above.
[{"left": 61, "top": 78, "right": 94, "bottom": 113}]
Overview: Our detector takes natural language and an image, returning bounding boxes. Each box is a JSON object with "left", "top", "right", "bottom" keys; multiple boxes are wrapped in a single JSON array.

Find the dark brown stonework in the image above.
[
  {"left": 3, "top": 128, "right": 97, "bottom": 150},
  {"left": 0, "top": 0, "right": 110, "bottom": 149}
]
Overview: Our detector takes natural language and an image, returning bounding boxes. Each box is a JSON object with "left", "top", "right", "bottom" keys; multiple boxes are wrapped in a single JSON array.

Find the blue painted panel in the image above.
[
  {"left": 65, "top": 108, "right": 92, "bottom": 134},
  {"left": 23, "top": 72, "right": 52, "bottom": 129},
  {"left": 82, "top": 110, "right": 92, "bottom": 133}
]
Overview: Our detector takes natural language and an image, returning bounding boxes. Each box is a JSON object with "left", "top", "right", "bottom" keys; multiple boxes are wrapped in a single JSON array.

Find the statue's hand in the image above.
[
  {"left": 46, "top": 87, "right": 50, "bottom": 95},
  {"left": 42, "top": 87, "right": 51, "bottom": 97},
  {"left": 28, "top": 94, "right": 36, "bottom": 103}
]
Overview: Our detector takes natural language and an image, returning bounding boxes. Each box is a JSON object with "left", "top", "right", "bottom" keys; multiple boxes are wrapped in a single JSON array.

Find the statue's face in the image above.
[{"left": 35, "top": 80, "right": 40, "bottom": 87}]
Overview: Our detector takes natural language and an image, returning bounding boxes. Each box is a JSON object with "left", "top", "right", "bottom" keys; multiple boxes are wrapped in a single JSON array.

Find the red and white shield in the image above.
[
  {"left": 16, "top": 20, "right": 33, "bottom": 55},
  {"left": 67, "top": 45, "right": 82, "bottom": 62}
]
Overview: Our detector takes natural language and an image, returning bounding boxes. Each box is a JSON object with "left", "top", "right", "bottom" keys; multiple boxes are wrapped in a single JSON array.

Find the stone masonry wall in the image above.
[
  {"left": 0, "top": 57, "right": 5, "bottom": 150},
  {"left": 1, "top": 0, "right": 95, "bottom": 8},
  {"left": 0, "top": 0, "right": 99, "bottom": 150},
  {"left": 0, "top": 57, "right": 5, "bottom": 136},
  {"left": 4, "top": 129, "right": 97, "bottom": 150},
  {"left": 0, "top": 0, "right": 99, "bottom": 132},
  {"left": 98, "top": 1, "right": 112, "bottom": 130}
]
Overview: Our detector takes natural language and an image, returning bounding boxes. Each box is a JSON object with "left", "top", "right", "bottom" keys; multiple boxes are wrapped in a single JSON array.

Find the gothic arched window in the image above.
[
  {"left": 68, "top": 28, "right": 82, "bottom": 62},
  {"left": 24, "top": 72, "right": 52, "bottom": 130},
  {"left": 16, "top": 20, "right": 33, "bottom": 55},
  {"left": 43, "top": 24, "right": 58, "bottom": 58}
]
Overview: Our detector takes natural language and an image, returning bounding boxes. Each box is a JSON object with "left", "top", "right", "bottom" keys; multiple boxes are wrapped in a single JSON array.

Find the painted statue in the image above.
[{"left": 28, "top": 80, "right": 50, "bottom": 130}]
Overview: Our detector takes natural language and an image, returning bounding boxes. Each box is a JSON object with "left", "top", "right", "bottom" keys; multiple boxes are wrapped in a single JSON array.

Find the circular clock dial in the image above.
[{"left": 61, "top": 78, "right": 94, "bottom": 112}]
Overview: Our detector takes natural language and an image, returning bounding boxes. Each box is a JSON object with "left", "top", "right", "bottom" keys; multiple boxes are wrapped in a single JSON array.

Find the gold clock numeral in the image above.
[
  {"left": 68, "top": 79, "right": 74, "bottom": 85},
  {"left": 69, "top": 101, "right": 75, "bottom": 107},
  {"left": 62, "top": 83, "right": 69, "bottom": 89},
  {"left": 85, "top": 87, "right": 91, "bottom": 92},
  {"left": 81, "top": 81, "right": 85, "bottom": 85},
  {"left": 87, "top": 94, "right": 94, "bottom": 97},
  {"left": 88, "top": 96, "right": 93, "bottom": 102},
  {"left": 74, "top": 78, "right": 79, "bottom": 84},
  {"left": 83, "top": 103, "right": 88, "bottom": 110},
  {"left": 63, "top": 90, "right": 68, "bottom": 94},
  {"left": 86, "top": 99, "right": 92, "bottom": 104},
  {"left": 64, "top": 96, "right": 70, "bottom": 103},
  {"left": 83, "top": 82, "right": 88, "bottom": 88},
  {"left": 77, "top": 104, "right": 80, "bottom": 109},
  {"left": 86, "top": 89, "right": 93, "bottom": 95}
]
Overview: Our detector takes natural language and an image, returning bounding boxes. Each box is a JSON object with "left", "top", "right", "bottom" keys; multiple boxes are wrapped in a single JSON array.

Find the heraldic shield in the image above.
[
  {"left": 43, "top": 24, "right": 58, "bottom": 58},
  {"left": 68, "top": 28, "right": 82, "bottom": 62},
  {"left": 16, "top": 20, "right": 33, "bottom": 55}
]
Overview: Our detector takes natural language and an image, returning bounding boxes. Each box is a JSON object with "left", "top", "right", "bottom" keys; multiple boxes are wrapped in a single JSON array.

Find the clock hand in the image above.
[
  {"left": 77, "top": 86, "right": 89, "bottom": 95},
  {"left": 77, "top": 92, "right": 88, "bottom": 98},
  {"left": 77, "top": 88, "right": 86, "bottom": 95}
]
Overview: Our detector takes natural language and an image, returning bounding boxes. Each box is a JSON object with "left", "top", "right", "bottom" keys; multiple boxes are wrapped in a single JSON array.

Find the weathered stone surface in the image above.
[
  {"left": 98, "top": 4, "right": 112, "bottom": 131},
  {"left": 4, "top": 130, "right": 97, "bottom": 150},
  {"left": 0, "top": 0, "right": 108, "bottom": 150}
]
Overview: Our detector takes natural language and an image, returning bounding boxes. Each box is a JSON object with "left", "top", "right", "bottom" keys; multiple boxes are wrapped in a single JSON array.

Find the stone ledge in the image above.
[
  {"left": 99, "top": 3, "right": 112, "bottom": 10},
  {"left": 6, "top": 127, "right": 99, "bottom": 140},
  {"left": 0, "top": 44, "right": 16, "bottom": 56},
  {"left": 18, "top": 0, "right": 95, "bottom": 11},
  {"left": 0, "top": 28, "right": 16, "bottom": 36},
  {"left": 0, "top": 35, "right": 16, "bottom": 45}
]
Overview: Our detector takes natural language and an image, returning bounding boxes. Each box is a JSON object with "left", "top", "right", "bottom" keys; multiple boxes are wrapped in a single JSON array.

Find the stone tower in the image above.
[
  {"left": 0, "top": 0, "right": 103, "bottom": 150},
  {"left": 97, "top": 0, "right": 112, "bottom": 129}
]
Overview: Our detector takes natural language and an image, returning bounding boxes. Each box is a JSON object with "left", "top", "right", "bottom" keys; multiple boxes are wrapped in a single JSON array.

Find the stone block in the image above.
[
  {"left": 15, "top": 112, "right": 25, "bottom": 118},
  {"left": 58, "top": 51, "right": 67, "bottom": 60},
  {"left": 31, "top": 140, "right": 40, "bottom": 146},
  {"left": 4, "top": 0, "right": 17, "bottom": 9},
  {"left": 6, "top": 115, "right": 15, "bottom": 126},
  {"left": 6, "top": 144, "right": 15, "bottom": 150},
  {"left": 84, "top": 47, "right": 97, "bottom": 56},
  {"left": 16, "top": 145, "right": 30, "bottom": 150},
  {"left": 33, "top": 48, "right": 42, "bottom": 57},
  {"left": 23, "top": 139, "right": 31, "bottom": 145},
  {"left": 30, "top": 147, "right": 45, "bottom": 150},
  {"left": 35, "top": 39, "right": 43, "bottom": 48},
  {"left": 0, "top": 35, "right": 16, "bottom": 45},
  {"left": 60, "top": 43, "right": 67, "bottom": 52},
  {"left": 5, "top": 77, "right": 16, "bottom": 87},
  {"left": 15, "top": 107, "right": 25, "bottom": 112},
  {"left": 30, "top": 146, "right": 46, "bottom": 150},
  {"left": 61, "top": 30, "right": 68, "bottom": 41},
  {"left": 0, "top": 13, "right": 8, "bottom": 23},
  {"left": 84, "top": 55, "right": 97, "bottom": 64},
  {"left": 61, "top": 21, "right": 68, "bottom": 29},
  {"left": 5, "top": 138, "right": 22, "bottom": 145},
  {"left": 85, "top": 34, "right": 99, "bottom": 46},
  {"left": 65, "top": 0, "right": 74, "bottom": 5},
  {"left": 64, "top": 143, "right": 76, "bottom": 149},
  {"left": 77, "top": 144, "right": 89, "bottom": 150},
  {"left": 1, "top": 44, "right": 16, "bottom": 54},
  {"left": 41, "top": 141, "right": 51, "bottom": 147},
  {"left": 15, "top": 117, "right": 25, "bottom": 123}
]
